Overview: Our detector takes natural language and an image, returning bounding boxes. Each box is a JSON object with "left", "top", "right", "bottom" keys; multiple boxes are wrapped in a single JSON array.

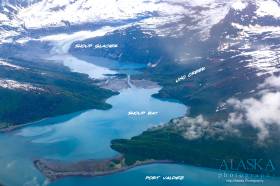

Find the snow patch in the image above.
[
  {"left": 231, "top": 0, "right": 248, "bottom": 11},
  {"left": 256, "top": 0, "right": 280, "bottom": 18},
  {"left": 230, "top": 23, "right": 280, "bottom": 76},
  {"left": 1, "top": 0, "right": 238, "bottom": 42},
  {"left": 0, "top": 59, "right": 25, "bottom": 70},
  {"left": 0, "top": 79, "right": 45, "bottom": 92}
]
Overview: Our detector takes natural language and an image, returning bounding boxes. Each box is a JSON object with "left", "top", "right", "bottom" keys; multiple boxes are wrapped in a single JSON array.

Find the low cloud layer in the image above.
[
  {"left": 173, "top": 75, "right": 280, "bottom": 141},
  {"left": 227, "top": 75, "right": 280, "bottom": 140},
  {"left": 259, "top": 75, "right": 280, "bottom": 89},
  {"left": 172, "top": 115, "right": 210, "bottom": 140},
  {"left": 227, "top": 91, "right": 280, "bottom": 140}
]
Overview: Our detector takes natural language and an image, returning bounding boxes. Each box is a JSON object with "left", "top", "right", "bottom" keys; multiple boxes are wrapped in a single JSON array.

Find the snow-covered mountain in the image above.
[
  {"left": 0, "top": 0, "right": 246, "bottom": 43},
  {"left": 1, "top": 0, "right": 280, "bottom": 76}
]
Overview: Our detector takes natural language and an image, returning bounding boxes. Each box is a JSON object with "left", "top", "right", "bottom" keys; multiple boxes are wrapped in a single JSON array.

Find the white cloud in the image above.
[
  {"left": 226, "top": 75, "right": 280, "bottom": 141},
  {"left": 259, "top": 75, "right": 280, "bottom": 89},
  {"left": 227, "top": 92, "right": 280, "bottom": 140},
  {"left": 172, "top": 115, "right": 210, "bottom": 140},
  {"left": 173, "top": 75, "right": 280, "bottom": 141},
  {"left": 171, "top": 114, "right": 238, "bottom": 140}
]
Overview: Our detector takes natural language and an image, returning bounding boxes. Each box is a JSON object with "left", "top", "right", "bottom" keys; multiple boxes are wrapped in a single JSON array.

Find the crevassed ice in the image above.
[{"left": 38, "top": 27, "right": 124, "bottom": 79}]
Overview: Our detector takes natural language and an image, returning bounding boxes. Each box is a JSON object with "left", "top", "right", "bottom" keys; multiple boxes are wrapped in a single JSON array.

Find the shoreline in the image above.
[
  {"left": 0, "top": 108, "right": 102, "bottom": 133},
  {"left": 97, "top": 76, "right": 160, "bottom": 92},
  {"left": 0, "top": 117, "right": 51, "bottom": 133},
  {"left": 34, "top": 158, "right": 174, "bottom": 181},
  {"left": 0, "top": 76, "right": 161, "bottom": 133},
  {"left": 34, "top": 155, "right": 280, "bottom": 183}
]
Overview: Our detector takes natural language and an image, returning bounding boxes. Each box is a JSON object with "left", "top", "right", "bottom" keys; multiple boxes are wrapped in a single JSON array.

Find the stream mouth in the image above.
[
  {"left": 0, "top": 40, "right": 187, "bottom": 185},
  {"left": 1, "top": 32, "right": 279, "bottom": 186}
]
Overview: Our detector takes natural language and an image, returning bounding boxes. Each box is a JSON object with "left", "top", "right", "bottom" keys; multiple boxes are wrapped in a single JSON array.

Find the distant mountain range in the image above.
[
  {"left": 1, "top": 0, "right": 280, "bottom": 75},
  {"left": 1, "top": 1, "right": 280, "bottom": 185},
  {"left": 1, "top": 0, "right": 280, "bottom": 136},
  {"left": 0, "top": 0, "right": 258, "bottom": 42}
]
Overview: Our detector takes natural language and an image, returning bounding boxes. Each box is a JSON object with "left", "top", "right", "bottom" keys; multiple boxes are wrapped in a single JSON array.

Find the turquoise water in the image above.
[
  {"left": 0, "top": 49, "right": 279, "bottom": 185},
  {"left": 74, "top": 55, "right": 147, "bottom": 75},
  {"left": 1, "top": 87, "right": 279, "bottom": 186},
  {"left": 0, "top": 87, "right": 187, "bottom": 186},
  {"left": 52, "top": 164, "right": 280, "bottom": 186}
]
